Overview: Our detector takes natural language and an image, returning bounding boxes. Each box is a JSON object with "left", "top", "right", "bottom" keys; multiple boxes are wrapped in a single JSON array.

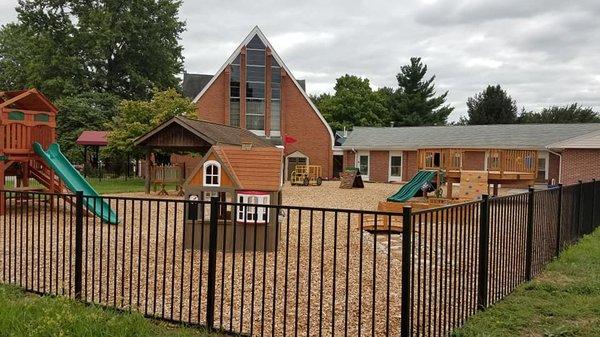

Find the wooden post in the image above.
[
  {"left": 22, "top": 161, "right": 29, "bottom": 187},
  {"left": 83, "top": 145, "right": 88, "bottom": 178},
  {"left": 447, "top": 180, "right": 453, "bottom": 199},
  {"left": 144, "top": 151, "right": 151, "bottom": 194}
]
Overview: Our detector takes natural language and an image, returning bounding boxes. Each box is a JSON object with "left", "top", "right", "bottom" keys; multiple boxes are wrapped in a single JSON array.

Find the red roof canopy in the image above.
[{"left": 76, "top": 131, "right": 108, "bottom": 146}]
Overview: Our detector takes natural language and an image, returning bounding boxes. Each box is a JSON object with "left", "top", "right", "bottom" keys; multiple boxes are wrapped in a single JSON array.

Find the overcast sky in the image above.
[{"left": 2, "top": 0, "right": 600, "bottom": 121}]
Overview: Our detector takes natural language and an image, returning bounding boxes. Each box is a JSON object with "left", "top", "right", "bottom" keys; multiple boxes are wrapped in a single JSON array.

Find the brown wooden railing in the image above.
[{"left": 418, "top": 148, "right": 538, "bottom": 174}]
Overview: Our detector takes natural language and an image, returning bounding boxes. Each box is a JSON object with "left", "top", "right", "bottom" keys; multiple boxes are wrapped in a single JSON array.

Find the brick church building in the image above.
[{"left": 180, "top": 26, "right": 339, "bottom": 180}]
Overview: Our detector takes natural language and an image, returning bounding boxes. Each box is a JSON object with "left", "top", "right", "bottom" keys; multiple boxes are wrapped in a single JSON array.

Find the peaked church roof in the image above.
[
  {"left": 191, "top": 26, "right": 335, "bottom": 148},
  {"left": 182, "top": 73, "right": 213, "bottom": 99}
]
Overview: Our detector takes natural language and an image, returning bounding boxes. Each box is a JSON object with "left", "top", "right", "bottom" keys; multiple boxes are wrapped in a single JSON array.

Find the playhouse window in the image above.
[
  {"left": 34, "top": 113, "right": 50, "bottom": 122},
  {"left": 8, "top": 111, "right": 24, "bottom": 121},
  {"left": 236, "top": 193, "right": 270, "bottom": 223},
  {"left": 203, "top": 161, "right": 221, "bottom": 186}
]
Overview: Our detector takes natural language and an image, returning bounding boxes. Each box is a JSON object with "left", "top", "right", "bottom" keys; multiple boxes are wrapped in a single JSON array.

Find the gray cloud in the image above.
[{"left": 2, "top": 0, "right": 600, "bottom": 121}]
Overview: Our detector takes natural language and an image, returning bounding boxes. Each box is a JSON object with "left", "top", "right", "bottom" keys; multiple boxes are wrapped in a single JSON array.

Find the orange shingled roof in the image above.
[{"left": 212, "top": 144, "right": 282, "bottom": 191}]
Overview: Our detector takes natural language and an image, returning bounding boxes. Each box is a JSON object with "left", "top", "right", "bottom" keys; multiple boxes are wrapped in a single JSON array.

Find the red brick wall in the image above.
[
  {"left": 462, "top": 151, "right": 486, "bottom": 170},
  {"left": 280, "top": 70, "right": 333, "bottom": 177},
  {"left": 403, "top": 151, "right": 418, "bottom": 181},
  {"left": 560, "top": 149, "right": 600, "bottom": 185},
  {"left": 196, "top": 71, "right": 228, "bottom": 124},
  {"left": 369, "top": 151, "right": 389, "bottom": 182},
  {"left": 548, "top": 152, "right": 560, "bottom": 184},
  {"left": 194, "top": 57, "right": 333, "bottom": 178},
  {"left": 343, "top": 150, "right": 355, "bottom": 169}
]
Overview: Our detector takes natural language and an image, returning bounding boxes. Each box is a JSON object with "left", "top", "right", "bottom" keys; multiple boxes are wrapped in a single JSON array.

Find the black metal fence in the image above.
[{"left": 0, "top": 180, "right": 598, "bottom": 336}]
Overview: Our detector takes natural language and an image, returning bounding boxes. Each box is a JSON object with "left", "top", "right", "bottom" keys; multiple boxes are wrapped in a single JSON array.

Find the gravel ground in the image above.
[{"left": 0, "top": 181, "right": 541, "bottom": 336}]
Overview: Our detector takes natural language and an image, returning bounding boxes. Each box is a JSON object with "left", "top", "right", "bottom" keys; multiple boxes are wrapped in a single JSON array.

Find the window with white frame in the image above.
[
  {"left": 203, "top": 161, "right": 221, "bottom": 186},
  {"left": 237, "top": 193, "right": 270, "bottom": 223},
  {"left": 389, "top": 151, "right": 403, "bottom": 182}
]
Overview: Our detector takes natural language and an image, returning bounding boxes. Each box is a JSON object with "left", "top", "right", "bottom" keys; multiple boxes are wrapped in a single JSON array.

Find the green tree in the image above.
[
  {"left": 386, "top": 57, "right": 453, "bottom": 126},
  {"left": 105, "top": 88, "right": 196, "bottom": 160},
  {"left": 465, "top": 85, "right": 518, "bottom": 124},
  {"left": 0, "top": 0, "right": 185, "bottom": 100},
  {"left": 313, "top": 75, "right": 389, "bottom": 132},
  {"left": 0, "top": 23, "right": 82, "bottom": 98},
  {"left": 518, "top": 104, "right": 600, "bottom": 123},
  {"left": 55, "top": 92, "right": 120, "bottom": 163}
]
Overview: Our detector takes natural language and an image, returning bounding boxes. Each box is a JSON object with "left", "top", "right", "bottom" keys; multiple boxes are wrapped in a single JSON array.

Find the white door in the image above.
[
  {"left": 357, "top": 151, "right": 370, "bottom": 181},
  {"left": 388, "top": 151, "right": 403, "bottom": 182}
]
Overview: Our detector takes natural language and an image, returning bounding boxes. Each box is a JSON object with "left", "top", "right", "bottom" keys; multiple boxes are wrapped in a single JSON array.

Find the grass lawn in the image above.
[
  {"left": 453, "top": 228, "right": 600, "bottom": 337},
  {"left": 86, "top": 177, "right": 177, "bottom": 195},
  {"left": 4, "top": 177, "right": 178, "bottom": 195},
  {"left": 0, "top": 285, "right": 220, "bottom": 337}
]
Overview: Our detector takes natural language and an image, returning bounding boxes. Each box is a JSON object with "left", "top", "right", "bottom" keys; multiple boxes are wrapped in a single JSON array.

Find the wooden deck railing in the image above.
[{"left": 418, "top": 148, "right": 538, "bottom": 174}]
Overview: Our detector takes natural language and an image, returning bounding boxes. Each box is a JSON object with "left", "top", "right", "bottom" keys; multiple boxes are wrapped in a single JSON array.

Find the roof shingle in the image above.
[
  {"left": 213, "top": 145, "right": 282, "bottom": 191},
  {"left": 341, "top": 124, "right": 600, "bottom": 150}
]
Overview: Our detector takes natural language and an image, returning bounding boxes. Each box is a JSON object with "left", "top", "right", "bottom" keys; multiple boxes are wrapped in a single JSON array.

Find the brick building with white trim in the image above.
[{"left": 341, "top": 124, "right": 600, "bottom": 185}]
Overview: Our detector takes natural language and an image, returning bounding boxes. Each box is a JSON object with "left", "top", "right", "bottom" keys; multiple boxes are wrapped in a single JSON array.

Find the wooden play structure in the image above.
[
  {"left": 149, "top": 163, "right": 185, "bottom": 196},
  {"left": 133, "top": 116, "right": 283, "bottom": 251},
  {"left": 183, "top": 144, "right": 283, "bottom": 251},
  {"left": 0, "top": 89, "right": 61, "bottom": 210},
  {"left": 363, "top": 148, "right": 536, "bottom": 233},
  {"left": 290, "top": 164, "right": 322, "bottom": 186},
  {"left": 339, "top": 168, "right": 364, "bottom": 189},
  {"left": 418, "top": 148, "right": 537, "bottom": 197},
  {"left": 0, "top": 89, "right": 119, "bottom": 223}
]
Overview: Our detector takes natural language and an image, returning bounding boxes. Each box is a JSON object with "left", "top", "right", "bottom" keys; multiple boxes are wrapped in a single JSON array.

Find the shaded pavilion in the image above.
[
  {"left": 134, "top": 115, "right": 273, "bottom": 194},
  {"left": 76, "top": 130, "right": 108, "bottom": 176}
]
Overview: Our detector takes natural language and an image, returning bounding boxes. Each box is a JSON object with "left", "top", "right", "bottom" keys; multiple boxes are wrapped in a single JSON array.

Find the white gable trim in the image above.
[{"left": 191, "top": 26, "right": 335, "bottom": 150}]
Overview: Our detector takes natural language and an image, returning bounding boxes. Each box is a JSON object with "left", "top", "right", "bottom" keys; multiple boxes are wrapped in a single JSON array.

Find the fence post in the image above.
[
  {"left": 74, "top": 191, "right": 84, "bottom": 300},
  {"left": 592, "top": 179, "right": 596, "bottom": 232},
  {"left": 592, "top": 179, "right": 598, "bottom": 230},
  {"left": 477, "top": 194, "right": 490, "bottom": 310},
  {"left": 578, "top": 180, "right": 583, "bottom": 236},
  {"left": 400, "top": 206, "right": 412, "bottom": 337},
  {"left": 555, "top": 184, "right": 563, "bottom": 257},
  {"left": 205, "top": 196, "right": 219, "bottom": 329},
  {"left": 525, "top": 187, "right": 535, "bottom": 281}
]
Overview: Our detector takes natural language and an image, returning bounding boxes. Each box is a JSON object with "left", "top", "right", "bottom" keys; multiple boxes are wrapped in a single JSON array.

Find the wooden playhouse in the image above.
[
  {"left": 0, "top": 89, "right": 61, "bottom": 211},
  {"left": 183, "top": 144, "right": 283, "bottom": 251}
]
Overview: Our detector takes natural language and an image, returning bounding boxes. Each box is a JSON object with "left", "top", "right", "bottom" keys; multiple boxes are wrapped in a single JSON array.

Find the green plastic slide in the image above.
[
  {"left": 387, "top": 170, "right": 437, "bottom": 202},
  {"left": 33, "top": 142, "right": 119, "bottom": 224}
]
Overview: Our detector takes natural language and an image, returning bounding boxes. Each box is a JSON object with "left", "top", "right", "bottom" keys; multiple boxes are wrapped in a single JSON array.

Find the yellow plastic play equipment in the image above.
[{"left": 290, "top": 165, "right": 323, "bottom": 186}]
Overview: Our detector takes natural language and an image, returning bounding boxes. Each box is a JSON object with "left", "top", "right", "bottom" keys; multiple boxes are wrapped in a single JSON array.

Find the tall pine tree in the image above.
[
  {"left": 386, "top": 57, "right": 453, "bottom": 126},
  {"left": 465, "top": 85, "right": 517, "bottom": 124}
]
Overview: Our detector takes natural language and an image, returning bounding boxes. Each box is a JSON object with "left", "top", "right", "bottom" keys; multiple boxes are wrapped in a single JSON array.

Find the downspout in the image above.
[{"left": 547, "top": 148, "right": 562, "bottom": 184}]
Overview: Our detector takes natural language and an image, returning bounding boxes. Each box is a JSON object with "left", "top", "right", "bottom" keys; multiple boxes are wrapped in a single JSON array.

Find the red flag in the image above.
[{"left": 284, "top": 134, "right": 297, "bottom": 145}]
